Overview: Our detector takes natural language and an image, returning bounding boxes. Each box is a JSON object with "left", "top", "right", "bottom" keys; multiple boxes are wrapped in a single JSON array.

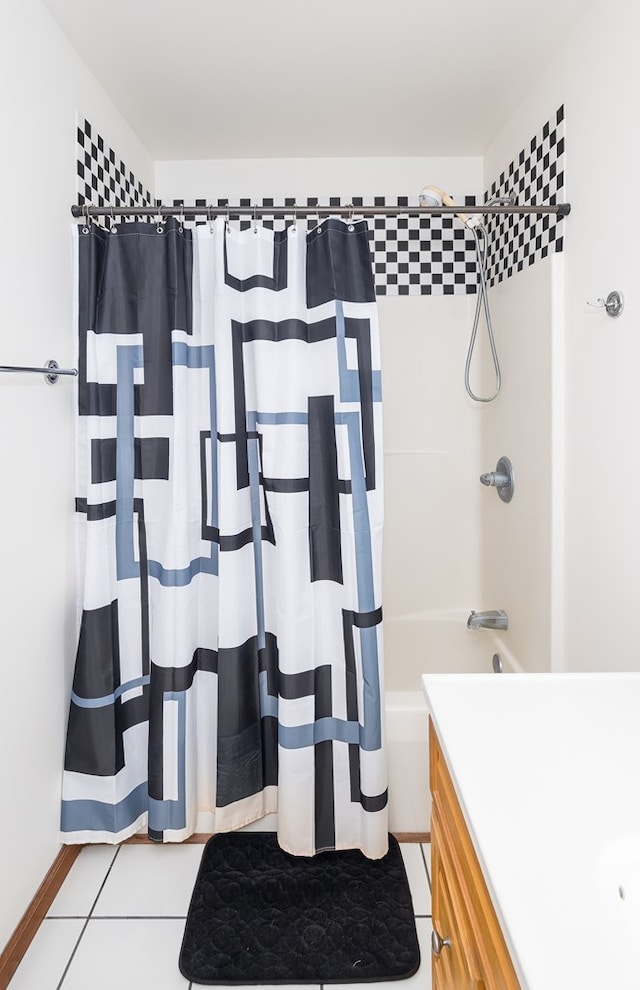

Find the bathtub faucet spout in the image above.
[{"left": 467, "top": 610, "right": 509, "bottom": 631}]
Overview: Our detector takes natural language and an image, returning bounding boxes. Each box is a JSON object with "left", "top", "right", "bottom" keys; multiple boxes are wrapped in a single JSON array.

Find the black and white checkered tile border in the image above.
[
  {"left": 366, "top": 196, "right": 479, "bottom": 296},
  {"left": 166, "top": 196, "right": 480, "bottom": 297},
  {"left": 76, "top": 115, "right": 154, "bottom": 214},
  {"left": 75, "top": 109, "right": 565, "bottom": 296},
  {"left": 484, "top": 105, "right": 565, "bottom": 287}
]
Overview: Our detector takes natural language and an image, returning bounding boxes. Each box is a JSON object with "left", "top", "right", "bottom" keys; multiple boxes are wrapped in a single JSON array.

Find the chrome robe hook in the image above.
[{"left": 587, "top": 290, "right": 624, "bottom": 318}]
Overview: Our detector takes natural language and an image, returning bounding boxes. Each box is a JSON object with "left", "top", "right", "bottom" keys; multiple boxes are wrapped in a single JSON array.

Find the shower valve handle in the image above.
[
  {"left": 480, "top": 471, "right": 510, "bottom": 488},
  {"left": 479, "top": 456, "right": 514, "bottom": 503}
]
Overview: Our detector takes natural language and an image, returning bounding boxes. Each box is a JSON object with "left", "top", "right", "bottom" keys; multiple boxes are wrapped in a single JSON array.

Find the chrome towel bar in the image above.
[{"left": 0, "top": 360, "right": 78, "bottom": 384}]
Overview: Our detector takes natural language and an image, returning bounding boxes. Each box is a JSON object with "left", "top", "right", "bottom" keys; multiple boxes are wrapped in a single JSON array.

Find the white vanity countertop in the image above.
[{"left": 422, "top": 672, "right": 640, "bottom": 990}]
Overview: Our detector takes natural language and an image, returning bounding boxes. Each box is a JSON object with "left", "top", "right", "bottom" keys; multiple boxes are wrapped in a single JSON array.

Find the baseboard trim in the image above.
[
  {"left": 0, "top": 845, "right": 82, "bottom": 990},
  {"left": 393, "top": 832, "right": 431, "bottom": 844},
  {"left": 124, "top": 831, "right": 432, "bottom": 845},
  {"left": 124, "top": 832, "right": 213, "bottom": 844}
]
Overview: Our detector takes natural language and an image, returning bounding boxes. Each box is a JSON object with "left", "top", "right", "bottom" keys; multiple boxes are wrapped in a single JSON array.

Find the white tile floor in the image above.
[{"left": 9, "top": 841, "right": 433, "bottom": 990}]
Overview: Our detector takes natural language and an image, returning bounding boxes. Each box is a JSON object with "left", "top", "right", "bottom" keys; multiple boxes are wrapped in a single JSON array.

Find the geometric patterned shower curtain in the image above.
[{"left": 60, "top": 215, "right": 387, "bottom": 858}]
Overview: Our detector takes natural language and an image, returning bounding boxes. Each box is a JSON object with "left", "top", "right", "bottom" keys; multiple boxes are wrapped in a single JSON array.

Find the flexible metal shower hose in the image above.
[{"left": 465, "top": 224, "right": 501, "bottom": 403}]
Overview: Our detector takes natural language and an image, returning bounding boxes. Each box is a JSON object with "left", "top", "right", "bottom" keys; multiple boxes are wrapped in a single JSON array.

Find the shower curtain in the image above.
[{"left": 60, "top": 216, "right": 387, "bottom": 858}]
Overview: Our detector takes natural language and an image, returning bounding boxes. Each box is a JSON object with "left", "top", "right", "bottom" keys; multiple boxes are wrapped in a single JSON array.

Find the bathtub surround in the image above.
[
  {"left": 385, "top": 627, "right": 520, "bottom": 834},
  {"left": 62, "top": 215, "right": 387, "bottom": 857},
  {"left": 479, "top": 257, "right": 559, "bottom": 673}
]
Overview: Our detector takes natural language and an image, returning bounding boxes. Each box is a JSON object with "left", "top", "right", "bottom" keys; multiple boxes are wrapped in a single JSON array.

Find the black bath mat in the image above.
[{"left": 179, "top": 832, "right": 420, "bottom": 985}]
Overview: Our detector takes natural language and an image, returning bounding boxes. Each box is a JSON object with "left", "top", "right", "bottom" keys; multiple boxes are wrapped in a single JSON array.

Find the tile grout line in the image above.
[
  {"left": 79, "top": 915, "right": 188, "bottom": 920},
  {"left": 43, "top": 914, "right": 87, "bottom": 921},
  {"left": 55, "top": 845, "right": 122, "bottom": 990},
  {"left": 49, "top": 842, "right": 424, "bottom": 988}
]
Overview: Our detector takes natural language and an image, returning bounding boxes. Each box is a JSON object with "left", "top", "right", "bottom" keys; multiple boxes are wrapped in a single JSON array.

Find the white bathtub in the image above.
[{"left": 384, "top": 611, "right": 519, "bottom": 834}]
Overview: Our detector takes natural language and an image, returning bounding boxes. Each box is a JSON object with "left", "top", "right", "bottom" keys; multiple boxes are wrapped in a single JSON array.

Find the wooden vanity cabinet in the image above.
[{"left": 429, "top": 718, "right": 521, "bottom": 990}]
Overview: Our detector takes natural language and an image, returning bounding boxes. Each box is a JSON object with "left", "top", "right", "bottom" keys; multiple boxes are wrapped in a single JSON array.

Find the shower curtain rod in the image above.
[{"left": 71, "top": 202, "right": 571, "bottom": 220}]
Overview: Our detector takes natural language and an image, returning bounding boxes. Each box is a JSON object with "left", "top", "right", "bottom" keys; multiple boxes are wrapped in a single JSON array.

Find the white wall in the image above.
[
  {"left": 155, "top": 156, "right": 480, "bottom": 204},
  {"left": 483, "top": 0, "right": 640, "bottom": 672},
  {"left": 0, "top": 0, "right": 153, "bottom": 951}
]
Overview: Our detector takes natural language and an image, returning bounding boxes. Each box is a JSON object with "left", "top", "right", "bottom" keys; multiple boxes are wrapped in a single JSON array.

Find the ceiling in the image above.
[{"left": 42, "top": 0, "right": 593, "bottom": 161}]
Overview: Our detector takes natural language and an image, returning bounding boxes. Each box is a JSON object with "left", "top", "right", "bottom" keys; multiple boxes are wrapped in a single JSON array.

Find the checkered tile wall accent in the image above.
[
  {"left": 484, "top": 106, "right": 566, "bottom": 287},
  {"left": 365, "top": 196, "right": 479, "bottom": 296},
  {"left": 166, "top": 196, "right": 480, "bottom": 297},
  {"left": 75, "top": 107, "right": 566, "bottom": 296},
  {"left": 76, "top": 116, "right": 153, "bottom": 213},
  {"left": 74, "top": 121, "right": 479, "bottom": 296}
]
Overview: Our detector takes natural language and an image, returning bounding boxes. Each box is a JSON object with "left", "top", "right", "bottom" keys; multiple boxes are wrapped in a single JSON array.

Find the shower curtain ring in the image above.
[
  {"left": 82, "top": 202, "right": 91, "bottom": 234},
  {"left": 109, "top": 205, "right": 118, "bottom": 234},
  {"left": 178, "top": 207, "right": 185, "bottom": 233},
  {"left": 225, "top": 203, "right": 230, "bottom": 232},
  {"left": 253, "top": 203, "right": 259, "bottom": 233},
  {"left": 291, "top": 201, "right": 297, "bottom": 231},
  {"left": 155, "top": 203, "right": 165, "bottom": 234}
]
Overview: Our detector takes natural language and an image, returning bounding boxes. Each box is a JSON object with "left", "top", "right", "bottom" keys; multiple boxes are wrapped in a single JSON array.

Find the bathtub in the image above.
[{"left": 384, "top": 611, "right": 520, "bottom": 834}]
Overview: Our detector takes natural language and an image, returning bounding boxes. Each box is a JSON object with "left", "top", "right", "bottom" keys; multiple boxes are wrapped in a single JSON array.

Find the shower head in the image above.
[
  {"left": 486, "top": 193, "right": 516, "bottom": 207},
  {"left": 418, "top": 185, "right": 482, "bottom": 228}
]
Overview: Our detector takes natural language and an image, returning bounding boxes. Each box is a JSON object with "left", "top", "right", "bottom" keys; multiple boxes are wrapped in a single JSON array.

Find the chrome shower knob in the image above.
[{"left": 479, "top": 456, "right": 514, "bottom": 502}]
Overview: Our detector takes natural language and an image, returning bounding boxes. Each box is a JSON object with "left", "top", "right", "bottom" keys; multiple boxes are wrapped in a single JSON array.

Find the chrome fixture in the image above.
[
  {"left": 467, "top": 610, "right": 509, "bottom": 631},
  {"left": 486, "top": 194, "right": 516, "bottom": 207},
  {"left": 465, "top": 223, "right": 502, "bottom": 402},
  {"left": 419, "top": 186, "right": 502, "bottom": 402},
  {"left": 0, "top": 359, "right": 78, "bottom": 384},
  {"left": 492, "top": 653, "right": 503, "bottom": 673},
  {"left": 419, "top": 186, "right": 483, "bottom": 229},
  {"left": 587, "top": 290, "right": 624, "bottom": 318},
  {"left": 480, "top": 455, "right": 514, "bottom": 503}
]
